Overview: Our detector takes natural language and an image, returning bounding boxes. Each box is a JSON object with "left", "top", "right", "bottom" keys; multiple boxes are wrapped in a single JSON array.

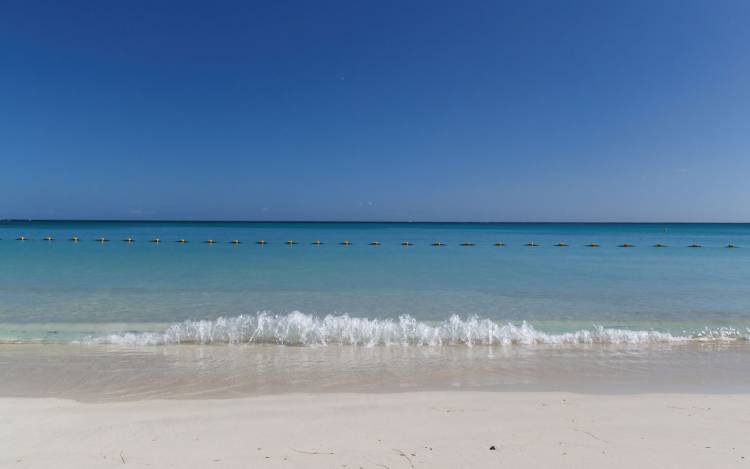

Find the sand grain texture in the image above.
[{"left": 2, "top": 392, "right": 749, "bottom": 468}]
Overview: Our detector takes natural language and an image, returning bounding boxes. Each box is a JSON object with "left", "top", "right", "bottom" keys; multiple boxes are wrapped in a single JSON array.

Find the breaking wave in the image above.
[{"left": 80, "top": 312, "right": 750, "bottom": 347}]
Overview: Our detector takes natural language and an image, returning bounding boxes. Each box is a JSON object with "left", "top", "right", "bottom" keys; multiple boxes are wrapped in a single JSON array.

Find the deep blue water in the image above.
[{"left": 1, "top": 221, "right": 749, "bottom": 343}]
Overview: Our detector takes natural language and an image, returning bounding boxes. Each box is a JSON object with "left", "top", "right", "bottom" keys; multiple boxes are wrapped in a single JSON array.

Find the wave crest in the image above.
[{"left": 78, "top": 312, "right": 734, "bottom": 347}]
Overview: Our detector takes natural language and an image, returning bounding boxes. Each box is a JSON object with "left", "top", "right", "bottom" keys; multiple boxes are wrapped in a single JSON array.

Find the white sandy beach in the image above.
[{"left": 3, "top": 392, "right": 748, "bottom": 469}]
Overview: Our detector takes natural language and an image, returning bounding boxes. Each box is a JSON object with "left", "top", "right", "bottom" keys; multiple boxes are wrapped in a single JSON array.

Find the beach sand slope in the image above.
[{"left": 2, "top": 392, "right": 748, "bottom": 468}]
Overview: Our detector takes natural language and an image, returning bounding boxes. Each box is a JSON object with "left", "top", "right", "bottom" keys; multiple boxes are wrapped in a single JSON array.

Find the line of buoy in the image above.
[{"left": 1, "top": 237, "right": 742, "bottom": 248}]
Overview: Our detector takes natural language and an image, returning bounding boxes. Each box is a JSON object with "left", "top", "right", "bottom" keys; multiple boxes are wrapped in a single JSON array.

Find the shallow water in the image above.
[
  {"left": 2, "top": 221, "right": 750, "bottom": 343},
  {"left": 2, "top": 342, "right": 749, "bottom": 401},
  {"left": 2, "top": 221, "right": 750, "bottom": 398}
]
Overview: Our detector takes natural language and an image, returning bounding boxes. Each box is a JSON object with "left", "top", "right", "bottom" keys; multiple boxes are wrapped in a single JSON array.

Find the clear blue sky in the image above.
[{"left": 1, "top": 0, "right": 749, "bottom": 221}]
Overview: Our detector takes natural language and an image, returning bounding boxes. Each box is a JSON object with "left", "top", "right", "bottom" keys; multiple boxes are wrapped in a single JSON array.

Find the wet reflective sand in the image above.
[{"left": 2, "top": 342, "right": 750, "bottom": 402}]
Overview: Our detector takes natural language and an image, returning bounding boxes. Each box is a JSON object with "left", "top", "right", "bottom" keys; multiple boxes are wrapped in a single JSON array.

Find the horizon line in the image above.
[{"left": 1, "top": 219, "right": 750, "bottom": 225}]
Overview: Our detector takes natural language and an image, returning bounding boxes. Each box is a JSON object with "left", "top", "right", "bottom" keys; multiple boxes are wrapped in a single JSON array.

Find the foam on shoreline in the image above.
[{"left": 77, "top": 312, "right": 750, "bottom": 346}]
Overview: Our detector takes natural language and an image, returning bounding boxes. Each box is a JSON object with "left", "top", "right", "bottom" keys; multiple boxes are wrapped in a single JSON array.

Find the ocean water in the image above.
[{"left": 1, "top": 221, "right": 749, "bottom": 345}]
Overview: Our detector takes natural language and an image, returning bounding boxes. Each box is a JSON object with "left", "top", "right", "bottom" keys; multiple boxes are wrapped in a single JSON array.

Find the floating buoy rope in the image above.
[{"left": 0, "top": 237, "right": 731, "bottom": 249}]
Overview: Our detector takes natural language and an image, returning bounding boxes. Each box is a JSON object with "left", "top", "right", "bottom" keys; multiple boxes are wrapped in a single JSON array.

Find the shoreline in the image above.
[
  {"left": 3, "top": 391, "right": 749, "bottom": 468},
  {"left": 4, "top": 342, "right": 750, "bottom": 401}
]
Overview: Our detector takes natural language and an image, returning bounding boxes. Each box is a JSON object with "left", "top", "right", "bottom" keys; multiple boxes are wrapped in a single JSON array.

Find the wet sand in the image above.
[
  {"left": 3, "top": 344, "right": 750, "bottom": 468},
  {"left": 2, "top": 343, "right": 750, "bottom": 401}
]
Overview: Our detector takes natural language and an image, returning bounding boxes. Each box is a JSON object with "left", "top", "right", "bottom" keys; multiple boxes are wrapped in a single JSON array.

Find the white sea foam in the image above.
[{"left": 78, "top": 312, "right": 750, "bottom": 347}]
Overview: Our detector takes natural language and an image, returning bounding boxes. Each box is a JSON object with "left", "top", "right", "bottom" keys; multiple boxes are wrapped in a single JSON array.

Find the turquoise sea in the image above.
[{"left": 2, "top": 221, "right": 749, "bottom": 345}]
